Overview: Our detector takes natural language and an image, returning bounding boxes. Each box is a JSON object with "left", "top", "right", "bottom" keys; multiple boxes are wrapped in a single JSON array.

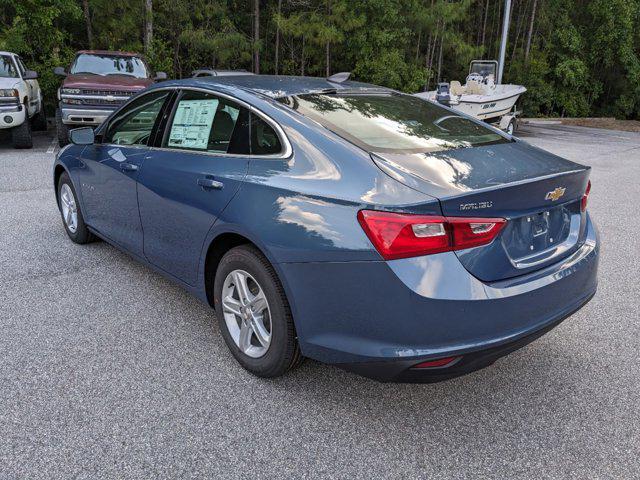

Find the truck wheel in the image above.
[
  {"left": 11, "top": 112, "right": 33, "bottom": 149},
  {"left": 33, "top": 106, "right": 47, "bottom": 131},
  {"left": 56, "top": 108, "right": 70, "bottom": 147}
]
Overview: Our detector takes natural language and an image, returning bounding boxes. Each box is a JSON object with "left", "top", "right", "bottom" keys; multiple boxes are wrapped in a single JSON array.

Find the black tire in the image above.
[
  {"left": 11, "top": 112, "right": 33, "bottom": 149},
  {"left": 57, "top": 171, "right": 95, "bottom": 244},
  {"left": 55, "top": 108, "right": 70, "bottom": 147},
  {"left": 32, "top": 105, "right": 47, "bottom": 131},
  {"left": 506, "top": 119, "right": 517, "bottom": 135},
  {"left": 214, "top": 245, "right": 303, "bottom": 377}
]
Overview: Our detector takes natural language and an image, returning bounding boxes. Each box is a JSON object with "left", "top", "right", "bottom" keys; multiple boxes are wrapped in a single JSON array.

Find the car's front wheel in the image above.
[
  {"left": 55, "top": 108, "right": 70, "bottom": 147},
  {"left": 214, "top": 245, "right": 303, "bottom": 377},
  {"left": 11, "top": 110, "right": 33, "bottom": 149},
  {"left": 57, "top": 172, "right": 95, "bottom": 244}
]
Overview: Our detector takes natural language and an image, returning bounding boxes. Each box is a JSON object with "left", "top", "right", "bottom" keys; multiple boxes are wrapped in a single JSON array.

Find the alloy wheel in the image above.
[
  {"left": 60, "top": 183, "right": 78, "bottom": 233},
  {"left": 221, "top": 269, "right": 272, "bottom": 358}
]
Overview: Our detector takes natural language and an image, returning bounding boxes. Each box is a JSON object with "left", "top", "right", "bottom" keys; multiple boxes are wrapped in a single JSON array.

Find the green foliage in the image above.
[
  {"left": 0, "top": 0, "right": 81, "bottom": 113},
  {"left": 0, "top": 0, "right": 638, "bottom": 118}
]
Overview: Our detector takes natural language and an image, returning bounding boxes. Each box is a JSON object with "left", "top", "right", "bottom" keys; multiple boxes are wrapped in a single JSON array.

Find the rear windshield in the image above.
[
  {"left": 70, "top": 54, "right": 149, "bottom": 78},
  {"left": 279, "top": 93, "right": 509, "bottom": 153}
]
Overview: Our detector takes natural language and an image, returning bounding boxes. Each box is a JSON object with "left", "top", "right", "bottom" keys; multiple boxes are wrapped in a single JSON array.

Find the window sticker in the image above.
[{"left": 168, "top": 99, "right": 219, "bottom": 149}]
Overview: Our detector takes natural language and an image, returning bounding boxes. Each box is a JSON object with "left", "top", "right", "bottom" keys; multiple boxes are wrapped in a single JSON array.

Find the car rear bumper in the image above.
[
  {"left": 279, "top": 214, "right": 599, "bottom": 381},
  {"left": 60, "top": 104, "right": 116, "bottom": 126},
  {"left": 340, "top": 290, "right": 595, "bottom": 382}
]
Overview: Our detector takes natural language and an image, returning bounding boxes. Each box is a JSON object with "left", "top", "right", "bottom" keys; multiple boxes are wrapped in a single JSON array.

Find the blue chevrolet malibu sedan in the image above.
[{"left": 53, "top": 74, "right": 599, "bottom": 382}]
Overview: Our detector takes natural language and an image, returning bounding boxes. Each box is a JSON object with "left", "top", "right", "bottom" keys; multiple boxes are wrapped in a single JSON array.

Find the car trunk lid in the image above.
[{"left": 371, "top": 141, "right": 591, "bottom": 281}]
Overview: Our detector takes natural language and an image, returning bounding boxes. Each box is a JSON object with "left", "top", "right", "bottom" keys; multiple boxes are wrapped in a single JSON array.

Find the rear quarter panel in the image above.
[{"left": 203, "top": 101, "right": 441, "bottom": 265}]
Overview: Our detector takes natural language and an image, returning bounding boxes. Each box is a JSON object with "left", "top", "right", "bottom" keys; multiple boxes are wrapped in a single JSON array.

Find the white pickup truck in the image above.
[{"left": 1, "top": 51, "right": 46, "bottom": 149}]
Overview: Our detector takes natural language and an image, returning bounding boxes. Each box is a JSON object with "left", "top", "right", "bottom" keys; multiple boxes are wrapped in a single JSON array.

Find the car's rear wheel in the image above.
[
  {"left": 214, "top": 245, "right": 303, "bottom": 377},
  {"left": 32, "top": 105, "right": 47, "bottom": 131},
  {"left": 57, "top": 172, "right": 95, "bottom": 244}
]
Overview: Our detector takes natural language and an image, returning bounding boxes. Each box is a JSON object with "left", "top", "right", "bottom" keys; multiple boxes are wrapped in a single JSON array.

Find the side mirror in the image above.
[
  {"left": 53, "top": 66, "right": 67, "bottom": 77},
  {"left": 23, "top": 70, "right": 38, "bottom": 80},
  {"left": 69, "top": 127, "right": 95, "bottom": 145},
  {"left": 154, "top": 71, "right": 167, "bottom": 81}
]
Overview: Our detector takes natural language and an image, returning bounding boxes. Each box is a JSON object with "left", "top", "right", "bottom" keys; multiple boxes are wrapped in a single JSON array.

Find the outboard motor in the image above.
[{"left": 435, "top": 82, "right": 458, "bottom": 106}]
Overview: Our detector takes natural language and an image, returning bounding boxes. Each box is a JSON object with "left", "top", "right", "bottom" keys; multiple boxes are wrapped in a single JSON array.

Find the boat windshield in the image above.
[
  {"left": 278, "top": 92, "right": 509, "bottom": 153},
  {"left": 469, "top": 61, "right": 497, "bottom": 79}
]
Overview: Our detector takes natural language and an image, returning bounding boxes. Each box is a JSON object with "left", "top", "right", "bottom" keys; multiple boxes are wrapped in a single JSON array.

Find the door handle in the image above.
[
  {"left": 120, "top": 162, "right": 139, "bottom": 172},
  {"left": 197, "top": 178, "right": 224, "bottom": 190}
]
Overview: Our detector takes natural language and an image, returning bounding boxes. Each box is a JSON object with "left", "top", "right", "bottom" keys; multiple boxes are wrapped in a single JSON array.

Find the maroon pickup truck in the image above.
[{"left": 54, "top": 50, "right": 166, "bottom": 146}]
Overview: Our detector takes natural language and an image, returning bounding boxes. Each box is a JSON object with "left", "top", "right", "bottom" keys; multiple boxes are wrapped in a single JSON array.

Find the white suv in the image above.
[{"left": 1, "top": 51, "right": 45, "bottom": 149}]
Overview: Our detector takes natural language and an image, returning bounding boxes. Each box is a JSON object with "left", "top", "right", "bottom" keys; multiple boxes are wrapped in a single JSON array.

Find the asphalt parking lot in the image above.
[{"left": 1, "top": 124, "right": 639, "bottom": 479}]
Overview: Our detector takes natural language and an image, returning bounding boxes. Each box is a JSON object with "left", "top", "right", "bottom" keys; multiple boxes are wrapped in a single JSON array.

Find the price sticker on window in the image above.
[{"left": 168, "top": 99, "right": 218, "bottom": 150}]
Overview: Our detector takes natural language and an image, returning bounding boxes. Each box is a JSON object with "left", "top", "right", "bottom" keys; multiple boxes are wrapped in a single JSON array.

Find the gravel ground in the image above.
[{"left": 1, "top": 126, "right": 639, "bottom": 479}]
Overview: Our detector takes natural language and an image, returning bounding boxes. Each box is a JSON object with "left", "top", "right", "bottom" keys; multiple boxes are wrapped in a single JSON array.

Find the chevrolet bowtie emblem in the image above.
[{"left": 545, "top": 187, "right": 566, "bottom": 201}]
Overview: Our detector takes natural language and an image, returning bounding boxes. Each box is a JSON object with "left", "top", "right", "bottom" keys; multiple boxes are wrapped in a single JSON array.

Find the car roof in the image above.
[
  {"left": 156, "top": 74, "right": 390, "bottom": 98},
  {"left": 193, "top": 69, "right": 255, "bottom": 77},
  {"left": 0, "top": 51, "right": 16, "bottom": 56},
  {"left": 76, "top": 50, "right": 142, "bottom": 57}
]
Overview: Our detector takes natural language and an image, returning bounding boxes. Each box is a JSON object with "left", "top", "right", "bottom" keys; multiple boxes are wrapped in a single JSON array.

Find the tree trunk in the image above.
[
  {"left": 524, "top": 0, "right": 538, "bottom": 61},
  {"left": 172, "top": 38, "right": 180, "bottom": 78},
  {"left": 144, "top": 0, "right": 153, "bottom": 54},
  {"left": 481, "top": 0, "right": 489, "bottom": 48},
  {"left": 275, "top": 0, "right": 282, "bottom": 74},
  {"left": 301, "top": 35, "right": 305, "bottom": 76},
  {"left": 437, "top": 34, "right": 443, "bottom": 83},
  {"left": 325, "top": 41, "right": 330, "bottom": 77},
  {"left": 511, "top": 0, "right": 525, "bottom": 63},
  {"left": 253, "top": 0, "right": 260, "bottom": 74},
  {"left": 82, "top": 0, "right": 93, "bottom": 48},
  {"left": 325, "top": 0, "right": 331, "bottom": 77}
]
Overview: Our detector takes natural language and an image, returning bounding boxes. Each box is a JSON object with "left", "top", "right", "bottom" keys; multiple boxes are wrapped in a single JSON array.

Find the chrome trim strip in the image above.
[
  {"left": 0, "top": 105, "right": 21, "bottom": 112},
  {"left": 61, "top": 94, "right": 130, "bottom": 101}
]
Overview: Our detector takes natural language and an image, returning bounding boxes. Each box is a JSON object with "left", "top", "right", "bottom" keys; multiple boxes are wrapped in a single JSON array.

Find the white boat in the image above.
[{"left": 415, "top": 60, "right": 526, "bottom": 126}]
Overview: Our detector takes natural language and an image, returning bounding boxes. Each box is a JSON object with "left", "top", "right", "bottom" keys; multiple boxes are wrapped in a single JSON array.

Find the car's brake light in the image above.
[
  {"left": 357, "top": 210, "right": 506, "bottom": 260},
  {"left": 581, "top": 180, "right": 591, "bottom": 212}
]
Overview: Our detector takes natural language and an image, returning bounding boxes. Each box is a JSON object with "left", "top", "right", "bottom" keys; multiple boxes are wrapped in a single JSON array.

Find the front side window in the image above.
[
  {"left": 164, "top": 91, "right": 251, "bottom": 154},
  {"left": 70, "top": 53, "right": 149, "bottom": 78},
  {"left": 279, "top": 93, "right": 508, "bottom": 153},
  {"left": 105, "top": 90, "right": 170, "bottom": 146},
  {"left": 0, "top": 55, "right": 18, "bottom": 78}
]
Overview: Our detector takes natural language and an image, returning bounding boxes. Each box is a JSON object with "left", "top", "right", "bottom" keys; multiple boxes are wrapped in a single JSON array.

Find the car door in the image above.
[
  {"left": 78, "top": 89, "right": 173, "bottom": 256},
  {"left": 15, "top": 56, "right": 37, "bottom": 115},
  {"left": 136, "top": 89, "right": 254, "bottom": 285}
]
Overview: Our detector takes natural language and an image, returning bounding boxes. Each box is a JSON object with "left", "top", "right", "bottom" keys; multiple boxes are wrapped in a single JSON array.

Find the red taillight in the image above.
[
  {"left": 581, "top": 180, "right": 591, "bottom": 212},
  {"left": 357, "top": 210, "right": 506, "bottom": 260},
  {"left": 412, "top": 356, "right": 461, "bottom": 369}
]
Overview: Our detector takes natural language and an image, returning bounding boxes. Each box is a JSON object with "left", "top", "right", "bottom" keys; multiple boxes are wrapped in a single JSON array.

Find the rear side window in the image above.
[
  {"left": 251, "top": 114, "right": 282, "bottom": 155},
  {"left": 279, "top": 92, "right": 508, "bottom": 153},
  {"left": 105, "top": 90, "right": 170, "bottom": 146},
  {"left": 164, "top": 90, "right": 250, "bottom": 154}
]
